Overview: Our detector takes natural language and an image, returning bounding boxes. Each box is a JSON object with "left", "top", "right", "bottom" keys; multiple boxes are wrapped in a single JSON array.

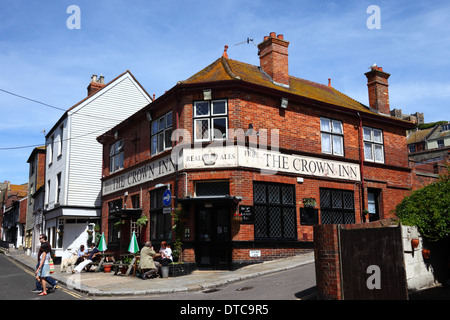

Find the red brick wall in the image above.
[{"left": 99, "top": 80, "right": 415, "bottom": 263}]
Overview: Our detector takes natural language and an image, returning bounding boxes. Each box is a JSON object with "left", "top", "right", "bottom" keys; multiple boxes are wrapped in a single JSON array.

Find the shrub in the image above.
[{"left": 395, "top": 165, "right": 450, "bottom": 241}]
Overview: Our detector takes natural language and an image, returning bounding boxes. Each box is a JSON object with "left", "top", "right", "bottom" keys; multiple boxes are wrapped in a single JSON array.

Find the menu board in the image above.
[{"left": 239, "top": 205, "right": 254, "bottom": 224}]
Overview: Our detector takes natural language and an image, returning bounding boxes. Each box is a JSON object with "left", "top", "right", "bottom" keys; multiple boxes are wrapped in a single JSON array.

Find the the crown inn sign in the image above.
[{"left": 102, "top": 145, "right": 360, "bottom": 195}]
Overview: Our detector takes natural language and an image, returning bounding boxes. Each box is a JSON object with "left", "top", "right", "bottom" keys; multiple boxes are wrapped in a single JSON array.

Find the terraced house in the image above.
[{"left": 98, "top": 32, "right": 416, "bottom": 270}]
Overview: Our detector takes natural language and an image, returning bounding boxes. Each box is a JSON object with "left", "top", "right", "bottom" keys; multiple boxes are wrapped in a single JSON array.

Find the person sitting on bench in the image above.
[{"left": 73, "top": 243, "right": 101, "bottom": 273}]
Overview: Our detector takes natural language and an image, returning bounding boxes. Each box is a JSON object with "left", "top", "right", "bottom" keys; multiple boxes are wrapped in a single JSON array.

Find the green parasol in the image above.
[
  {"left": 98, "top": 232, "right": 107, "bottom": 252},
  {"left": 128, "top": 231, "right": 139, "bottom": 254}
]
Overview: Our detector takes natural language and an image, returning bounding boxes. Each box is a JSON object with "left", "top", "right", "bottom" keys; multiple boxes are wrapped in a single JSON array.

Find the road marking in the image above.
[{"left": 4, "top": 255, "right": 90, "bottom": 300}]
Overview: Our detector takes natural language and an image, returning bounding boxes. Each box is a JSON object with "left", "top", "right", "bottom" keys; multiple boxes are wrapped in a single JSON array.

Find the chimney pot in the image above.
[
  {"left": 223, "top": 45, "right": 229, "bottom": 59},
  {"left": 277, "top": 34, "right": 284, "bottom": 40},
  {"left": 264, "top": 36, "right": 269, "bottom": 41},
  {"left": 269, "top": 32, "right": 276, "bottom": 38},
  {"left": 87, "top": 74, "right": 106, "bottom": 97}
]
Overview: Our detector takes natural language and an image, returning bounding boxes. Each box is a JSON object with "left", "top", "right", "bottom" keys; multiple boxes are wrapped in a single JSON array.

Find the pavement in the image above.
[{"left": 2, "top": 249, "right": 315, "bottom": 297}]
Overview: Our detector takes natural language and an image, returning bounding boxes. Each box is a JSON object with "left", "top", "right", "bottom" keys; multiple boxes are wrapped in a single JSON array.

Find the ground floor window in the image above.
[
  {"left": 253, "top": 182, "right": 297, "bottom": 240},
  {"left": 320, "top": 188, "right": 355, "bottom": 224},
  {"left": 150, "top": 188, "right": 172, "bottom": 241}
]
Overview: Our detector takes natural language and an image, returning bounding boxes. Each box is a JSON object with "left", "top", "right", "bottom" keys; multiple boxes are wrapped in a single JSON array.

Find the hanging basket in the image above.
[{"left": 232, "top": 214, "right": 243, "bottom": 223}]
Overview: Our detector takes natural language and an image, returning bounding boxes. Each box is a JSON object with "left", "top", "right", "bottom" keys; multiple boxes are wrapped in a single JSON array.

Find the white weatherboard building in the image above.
[{"left": 44, "top": 71, "right": 152, "bottom": 260}]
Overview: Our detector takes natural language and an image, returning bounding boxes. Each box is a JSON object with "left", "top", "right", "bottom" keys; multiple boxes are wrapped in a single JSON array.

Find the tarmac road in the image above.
[{"left": 0, "top": 253, "right": 89, "bottom": 300}]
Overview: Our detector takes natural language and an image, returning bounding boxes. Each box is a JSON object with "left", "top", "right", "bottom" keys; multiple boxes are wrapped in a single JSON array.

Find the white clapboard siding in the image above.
[{"left": 64, "top": 73, "right": 151, "bottom": 208}]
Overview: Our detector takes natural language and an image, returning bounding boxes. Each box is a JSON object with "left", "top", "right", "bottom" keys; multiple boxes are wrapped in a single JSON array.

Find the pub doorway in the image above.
[{"left": 195, "top": 206, "right": 231, "bottom": 270}]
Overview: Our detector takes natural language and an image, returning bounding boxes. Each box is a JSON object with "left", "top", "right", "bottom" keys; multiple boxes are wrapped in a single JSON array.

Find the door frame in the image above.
[{"left": 195, "top": 205, "right": 231, "bottom": 270}]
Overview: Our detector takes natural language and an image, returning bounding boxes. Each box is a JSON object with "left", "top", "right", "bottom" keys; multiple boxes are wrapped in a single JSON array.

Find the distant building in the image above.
[
  {"left": 0, "top": 183, "right": 28, "bottom": 248},
  {"left": 407, "top": 122, "right": 450, "bottom": 179},
  {"left": 43, "top": 72, "right": 152, "bottom": 260},
  {"left": 25, "top": 146, "right": 46, "bottom": 256},
  {"left": 391, "top": 108, "right": 424, "bottom": 125}
]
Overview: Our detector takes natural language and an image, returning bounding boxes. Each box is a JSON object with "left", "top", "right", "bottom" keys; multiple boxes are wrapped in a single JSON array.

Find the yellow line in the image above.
[{"left": 5, "top": 255, "right": 90, "bottom": 300}]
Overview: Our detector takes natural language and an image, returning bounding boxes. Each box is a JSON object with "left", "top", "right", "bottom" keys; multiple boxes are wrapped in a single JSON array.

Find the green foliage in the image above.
[
  {"left": 171, "top": 204, "right": 185, "bottom": 261},
  {"left": 395, "top": 165, "right": 450, "bottom": 241},
  {"left": 417, "top": 121, "right": 448, "bottom": 130}
]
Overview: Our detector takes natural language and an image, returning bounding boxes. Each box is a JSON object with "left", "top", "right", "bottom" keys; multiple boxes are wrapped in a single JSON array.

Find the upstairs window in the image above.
[
  {"left": 194, "top": 99, "right": 228, "bottom": 142},
  {"left": 109, "top": 140, "right": 124, "bottom": 173},
  {"left": 363, "top": 127, "right": 384, "bottom": 163},
  {"left": 320, "top": 117, "right": 344, "bottom": 156},
  {"left": 151, "top": 111, "right": 172, "bottom": 156}
]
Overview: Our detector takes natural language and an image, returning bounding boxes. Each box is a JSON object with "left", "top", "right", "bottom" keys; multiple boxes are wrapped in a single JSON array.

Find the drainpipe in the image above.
[{"left": 357, "top": 112, "right": 366, "bottom": 223}]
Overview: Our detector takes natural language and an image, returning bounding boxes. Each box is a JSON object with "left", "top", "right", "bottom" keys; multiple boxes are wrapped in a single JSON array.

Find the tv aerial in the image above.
[{"left": 234, "top": 37, "right": 257, "bottom": 47}]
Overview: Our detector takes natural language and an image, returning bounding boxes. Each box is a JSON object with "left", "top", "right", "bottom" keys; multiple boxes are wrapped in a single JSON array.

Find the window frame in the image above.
[
  {"left": 193, "top": 99, "right": 228, "bottom": 142},
  {"left": 151, "top": 111, "right": 173, "bottom": 156},
  {"left": 363, "top": 126, "right": 385, "bottom": 163},
  {"left": 253, "top": 182, "right": 297, "bottom": 241},
  {"left": 320, "top": 117, "right": 344, "bottom": 156},
  {"left": 109, "top": 139, "right": 124, "bottom": 173}
]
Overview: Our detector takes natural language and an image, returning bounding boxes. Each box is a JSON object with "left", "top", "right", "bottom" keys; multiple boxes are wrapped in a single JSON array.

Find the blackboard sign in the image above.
[{"left": 239, "top": 205, "right": 254, "bottom": 223}]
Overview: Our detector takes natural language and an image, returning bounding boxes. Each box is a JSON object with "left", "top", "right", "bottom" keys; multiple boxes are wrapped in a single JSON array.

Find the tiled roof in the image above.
[
  {"left": 427, "top": 123, "right": 450, "bottom": 141},
  {"left": 407, "top": 128, "right": 434, "bottom": 144},
  {"left": 182, "top": 57, "right": 377, "bottom": 114}
]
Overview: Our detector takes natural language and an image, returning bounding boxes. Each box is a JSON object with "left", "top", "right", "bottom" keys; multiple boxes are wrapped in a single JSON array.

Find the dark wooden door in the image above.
[{"left": 339, "top": 225, "right": 408, "bottom": 300}]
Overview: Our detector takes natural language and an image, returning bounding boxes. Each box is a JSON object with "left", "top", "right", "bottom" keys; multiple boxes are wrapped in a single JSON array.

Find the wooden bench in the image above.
[{"left": 111, "top": 254, "right": 139, "bottom": 276}]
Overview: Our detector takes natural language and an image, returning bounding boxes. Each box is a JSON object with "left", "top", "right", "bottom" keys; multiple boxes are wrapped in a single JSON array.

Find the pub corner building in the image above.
[{"left": 98, "top": 32, "right": 416, "bottom": 270}]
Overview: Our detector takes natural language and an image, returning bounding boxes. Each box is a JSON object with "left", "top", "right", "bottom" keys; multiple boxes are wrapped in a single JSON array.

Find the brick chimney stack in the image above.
[
  {"left": 87, "top": 74, "right": 106, "bottom": 96},
  {"left": 258, "top": 32, "right": 290, "bottom": 87},
  {"left": 364, "top": 65, "right": 391, "bottom": 115}
]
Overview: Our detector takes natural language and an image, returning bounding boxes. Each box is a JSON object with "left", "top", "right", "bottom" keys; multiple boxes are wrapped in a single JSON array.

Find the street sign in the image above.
[{"left": 163, "top": 189, "right": 172, "bottom": 206}]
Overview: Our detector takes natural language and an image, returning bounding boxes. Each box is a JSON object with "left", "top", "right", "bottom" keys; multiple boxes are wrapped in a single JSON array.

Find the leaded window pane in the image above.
[{"left": 195, "top": 101, "right": 210, "bottom": 117}]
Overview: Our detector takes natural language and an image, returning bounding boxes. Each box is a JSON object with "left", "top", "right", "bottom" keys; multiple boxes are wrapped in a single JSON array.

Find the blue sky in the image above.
[{"left": 1, "top": 0, "right": 450, "bottom": 184}]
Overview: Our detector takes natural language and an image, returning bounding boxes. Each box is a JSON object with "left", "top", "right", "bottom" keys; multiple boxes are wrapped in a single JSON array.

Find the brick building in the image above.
[{"left": 98, "top": 32, "right": 415, "bottom": 269}]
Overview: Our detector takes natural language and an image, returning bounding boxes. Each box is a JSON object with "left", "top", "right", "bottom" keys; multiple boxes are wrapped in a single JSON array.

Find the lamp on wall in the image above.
[
  {"left": 203, "top": 89, "right": 212, "bottom": 100},
  {"left": 114, "top": 131, "right": 119, "bottom": 140},
  {"left": 146, "top": 111, "right": 152, "bottom": 122},
  {"left": 281, "top": 97, "right": 289, "bottom": 109}
]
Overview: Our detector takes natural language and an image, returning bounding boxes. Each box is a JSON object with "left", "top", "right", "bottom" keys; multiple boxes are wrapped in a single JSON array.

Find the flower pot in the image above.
[
  {"left": 103, "top": 264, "right": 112, "bottom": 273},
  {"left": 422, "top": 249, "right": 431, "bottom": 259},
  {"left": 120, "top": 267, "right": 128, "bottom": 274},
  {"left": 411, "top": 238, "right": 419, "bottom": 249}
]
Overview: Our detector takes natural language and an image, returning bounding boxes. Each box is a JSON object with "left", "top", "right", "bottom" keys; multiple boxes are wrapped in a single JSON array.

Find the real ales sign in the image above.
[{"left": 102, "top": 145, "right": 360, "bottom": 195}]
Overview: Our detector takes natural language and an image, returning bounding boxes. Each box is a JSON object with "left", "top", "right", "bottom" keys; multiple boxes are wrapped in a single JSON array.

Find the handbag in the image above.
[{"left": 49, "top": 258, "right": 55, "bottom": 274}]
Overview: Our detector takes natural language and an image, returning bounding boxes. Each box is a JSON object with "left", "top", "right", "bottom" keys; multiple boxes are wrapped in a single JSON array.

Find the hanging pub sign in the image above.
[{"left": 239, "top": 205, "right": 254, "bottom": 224}]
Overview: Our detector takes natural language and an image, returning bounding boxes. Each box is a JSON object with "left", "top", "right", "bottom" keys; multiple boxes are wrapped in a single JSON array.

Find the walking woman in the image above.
[{"left": 35, "top": 241, "right": 51, "bottom": 296}]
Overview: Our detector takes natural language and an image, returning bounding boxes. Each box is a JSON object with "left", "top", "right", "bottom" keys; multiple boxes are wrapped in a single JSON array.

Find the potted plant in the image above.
[
  {"left": 232, "top": 212, "right": 243, "bottom": 222},
  {"left": 411, "top": 238, "right": 420, "bottom": 249},
  {"left": 422, "top": 248, "right": 431, "bottom": 259},
  {"left": 103, "top": 264, "right": 112, "bottom": 273},
  {"left": 302, "top": 198, "right": 317, "bottom": 208},
  {"left": 136, "top": 215, "right": 148, "bottom": 227}
]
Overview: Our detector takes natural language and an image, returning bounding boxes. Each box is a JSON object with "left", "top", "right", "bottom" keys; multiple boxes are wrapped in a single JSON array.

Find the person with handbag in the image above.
[
  {"left": 31, "top": 234, "right": 58, "bottom": 293},
  {"left": 35, "top": 242, "right": 51, "bottom": 296}
]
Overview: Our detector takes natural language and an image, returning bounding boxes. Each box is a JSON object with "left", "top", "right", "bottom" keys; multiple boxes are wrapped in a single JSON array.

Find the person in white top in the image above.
[{"left": 159, "top": 241, "right": 173, "bottom": 266}]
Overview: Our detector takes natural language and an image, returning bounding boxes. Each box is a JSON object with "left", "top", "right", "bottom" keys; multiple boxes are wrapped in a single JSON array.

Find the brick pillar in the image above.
[
  {"left": 313, "top": 224, "right": 342, "bottom": 300},
  {"left": 364, "top": 66, "right": 391, "bottom": 115}
]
